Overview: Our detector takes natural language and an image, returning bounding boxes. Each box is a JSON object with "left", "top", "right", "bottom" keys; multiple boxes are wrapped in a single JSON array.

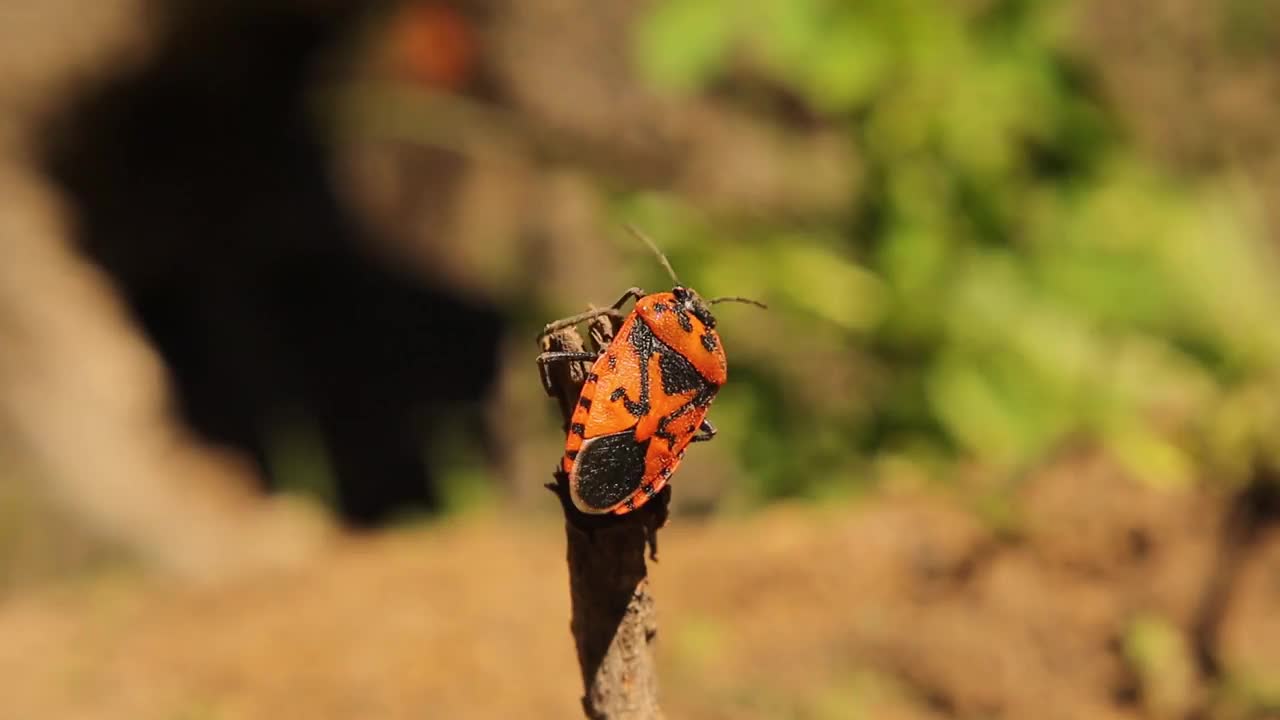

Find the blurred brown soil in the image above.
[{"left": 3, "top": 453, "right": 1277, "bottom": 720}]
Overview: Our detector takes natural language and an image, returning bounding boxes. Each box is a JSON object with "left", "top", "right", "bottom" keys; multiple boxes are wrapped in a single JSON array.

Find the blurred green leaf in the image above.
[
  {"left": 1123, "top": 614, "right": 1199, "bottom": 717},
  {"left": 774, "top": 240, "right": 884, "bottom": 331},
  {"left": 634, "top": 0, "right": 736, "bottom": 91}
]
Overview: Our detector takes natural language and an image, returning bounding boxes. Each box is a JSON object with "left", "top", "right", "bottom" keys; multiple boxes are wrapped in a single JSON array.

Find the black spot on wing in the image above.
[
  {"left": 573, "top": 432, "right": 649, "bottom": 511},
  {"left": 604, "top": 373, "right": 647, "bottom": 417},
  {"left": 623, "top": 397, "right": 647, "bottom": 417},
  {"left": 578, "top": 397, "right": 592, "bottom": 411},
  {"left": 570, "top": 423, "right": 586, "bottom": 437},
  {"left": 607, "top": 354, "right": 617, "bottom": 370},
  {"left": 700, "top": 332, "right": 718, "bottom": 353}
]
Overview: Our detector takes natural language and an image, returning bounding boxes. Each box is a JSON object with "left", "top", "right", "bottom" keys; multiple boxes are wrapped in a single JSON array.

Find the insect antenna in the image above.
[
  {"left": 708, "top": 296, "right": 768, "bottom": 310},
  {"left": 624, "top": 224, "right": 681, "bottom": 286}
]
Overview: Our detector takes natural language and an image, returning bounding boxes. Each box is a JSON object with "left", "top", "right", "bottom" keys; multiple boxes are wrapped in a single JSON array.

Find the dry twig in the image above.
[{"left": 540, "top": 313, "right": 668, "bottom": 720}]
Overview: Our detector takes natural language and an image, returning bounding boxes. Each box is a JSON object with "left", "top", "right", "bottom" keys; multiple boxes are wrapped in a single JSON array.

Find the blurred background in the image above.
[{"left": 3, "top": 0, "right": 1280, "bottom": 717}]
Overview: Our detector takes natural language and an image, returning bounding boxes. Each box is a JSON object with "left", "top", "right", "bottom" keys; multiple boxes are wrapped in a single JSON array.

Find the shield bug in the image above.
[{"left": 537, "top": 227, "right": 765, "bottom": 515}]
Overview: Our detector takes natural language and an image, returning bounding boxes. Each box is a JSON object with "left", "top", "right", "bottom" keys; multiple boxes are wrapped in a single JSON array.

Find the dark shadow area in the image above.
[{"left": 40, "top": 2, "right": 503, "bottom": 526}]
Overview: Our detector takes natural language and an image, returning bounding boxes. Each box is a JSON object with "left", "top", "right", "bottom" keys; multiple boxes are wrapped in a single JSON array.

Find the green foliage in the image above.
[
  {"left": 633, "top": 0, "right": 1280, "bottom": 501},
  {"left": 1123, "top": 614, "right": 1199, "bottom": 717}
]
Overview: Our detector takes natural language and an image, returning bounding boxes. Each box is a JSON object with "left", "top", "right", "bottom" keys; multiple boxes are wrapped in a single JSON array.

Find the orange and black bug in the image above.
[{"left": 537, "top": 228, "right": 765, "bottom": 515}]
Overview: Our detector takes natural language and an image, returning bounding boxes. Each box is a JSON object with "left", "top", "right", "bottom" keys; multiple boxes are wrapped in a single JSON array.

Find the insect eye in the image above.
[{"left": 672, "top": 286, "right": 689, "bottom": 301}]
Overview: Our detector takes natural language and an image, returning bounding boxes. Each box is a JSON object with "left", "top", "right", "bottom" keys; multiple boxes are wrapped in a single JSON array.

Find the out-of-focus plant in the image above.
[
  {"left": 631, "top": 0, "right": 1280, "bottom": 501},
  {"left": 1123, "top": 613, "right": 1200, "bottom": 717}
]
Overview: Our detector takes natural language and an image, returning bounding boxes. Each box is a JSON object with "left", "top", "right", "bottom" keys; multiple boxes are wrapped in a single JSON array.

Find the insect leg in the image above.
[
  {"left": 536, "top": 351, "right": 600, "bottom": 366},
  {"left": 608, "top": 287, "right": 648, "bottom": 309},
  {"left": 690, "top": 419, "right": 717, "bottom": 443},
  {"left": 538, "top": 287, "right": 647, "bottom": 339},
  {"left": 536, "top": 351, "right": 599, "bottom": 395}
]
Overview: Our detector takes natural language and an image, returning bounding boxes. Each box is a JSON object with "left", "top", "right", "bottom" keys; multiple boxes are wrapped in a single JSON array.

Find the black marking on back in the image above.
[
  {"left": 570, "top": 422, "right": 586, "bottom": 437},
  {"left": 629, "top": 318, "right": 655, "bottom": 359},
  {"left": 574, "top": 432, "right": 650, "bottom": 511},
  {"left": 674, "top": 307, "right": 693, "bottom": 333},
  {"left": 578, "top": 397, "right": 592, "bottom": 411},
  {"left": 700, "top": 332, "right": 718, "bottom": 353},
  {"left": 607, "top": 354, "right": 617, "bottom": 370},
  {"left": 655, "top": 427, "right": 677, "bottom": 448},
  {"left": 654, "top": 383, "right": 718, "bottom": 450},
  {"left": 586, "top": 372, "right": 599, "bottom": 382},
  {"left": 657, "top": 345, "right": 707, "bottom": 396},
  {"left": 689, "top": 299, "right": 717, "bottom": 329},
  {"left": 615, "top": 321, "right": 656, "bottom": 418},
  {"left": 651, "top": 302, "right": 669, "bottom": 315},
  {"left": 566, "top": 449, "right": 578, "bottom": 460},
  {"left": 610, "top": 387, "right": 626, "bottom": 402}
]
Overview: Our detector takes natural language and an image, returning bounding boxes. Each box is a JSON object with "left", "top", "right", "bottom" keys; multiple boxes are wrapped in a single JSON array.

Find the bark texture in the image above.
[{"left": 540, "top": 313, "right": 667, "bottom": 720}]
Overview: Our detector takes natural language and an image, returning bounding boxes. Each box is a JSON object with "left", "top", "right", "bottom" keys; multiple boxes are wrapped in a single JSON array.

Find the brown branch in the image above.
[{"left": 540, "top": 313, "right": 668, "bottom": 720}]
